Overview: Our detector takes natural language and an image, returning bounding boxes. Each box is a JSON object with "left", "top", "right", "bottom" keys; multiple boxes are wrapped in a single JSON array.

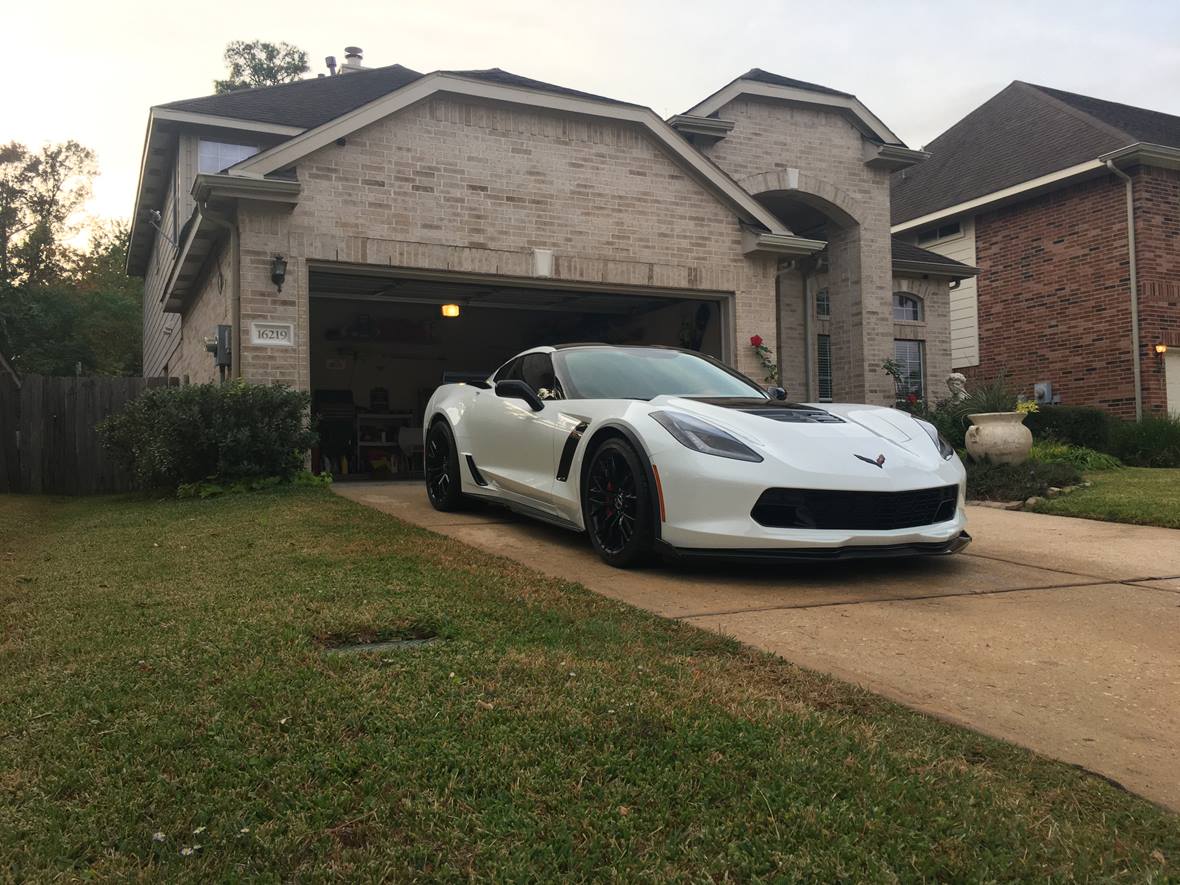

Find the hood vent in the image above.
[{"left": 741, "top": 408, "right": 844, "bottom": 423}]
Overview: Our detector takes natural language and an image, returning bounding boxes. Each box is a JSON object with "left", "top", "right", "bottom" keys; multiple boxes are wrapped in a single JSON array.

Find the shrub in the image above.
[
  {"left": 99, "top": 381, "right": 317, "bottom": 489},
  {"left": 1111, "top": 415, "right": 1180, "bottom": 467},
  {"left": 1030, "top": 441, "right": 1122, "bottom": 471},
  {"left": 962, "top": 372, "right": 1018, "bottom": 415},
  {"left": 966, "top": 460, "right": 1081, "bottom": 501},
  {"left": 1024, "top": 405, "right": 1116, "bottom": 451}
]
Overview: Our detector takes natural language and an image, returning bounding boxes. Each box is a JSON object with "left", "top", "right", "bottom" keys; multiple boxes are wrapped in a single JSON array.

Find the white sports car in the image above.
[{"left": 423, "top": 345, "right": 969, "bottom": 568}]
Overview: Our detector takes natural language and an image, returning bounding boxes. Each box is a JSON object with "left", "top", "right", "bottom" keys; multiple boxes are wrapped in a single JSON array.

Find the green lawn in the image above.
[
  {"left": 1, "top": 489, "right": 1176, "bottom": 879},
  {"left": 1034, "top": 467, "right": 1180, "bottom": 529}
]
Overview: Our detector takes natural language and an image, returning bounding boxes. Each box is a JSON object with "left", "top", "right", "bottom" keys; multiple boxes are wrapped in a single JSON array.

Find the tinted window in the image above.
[
  {"left": 493, "top": 357, "right": 522, "bottom": 382},
  {"left": 520, "top": 353, "right": 557, "bottom": 392},
  {"left": 557, "top": 348, "right": 765, "bottom": 400}
]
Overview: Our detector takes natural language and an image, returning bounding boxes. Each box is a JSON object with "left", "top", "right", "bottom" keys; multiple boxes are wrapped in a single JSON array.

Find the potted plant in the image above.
[{"left": 963, "top": 374, "right": 1036, "bottom": 465}]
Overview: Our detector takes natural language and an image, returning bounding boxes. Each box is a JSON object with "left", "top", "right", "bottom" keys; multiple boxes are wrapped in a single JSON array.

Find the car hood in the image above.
[{"left": 646, "top": 396, "right": 949, "bottom": 474}]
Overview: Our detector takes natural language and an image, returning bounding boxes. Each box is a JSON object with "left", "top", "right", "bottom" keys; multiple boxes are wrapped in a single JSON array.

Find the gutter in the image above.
[{"left": 1103, "top": 158, "right": 1143, "bottom": 421}]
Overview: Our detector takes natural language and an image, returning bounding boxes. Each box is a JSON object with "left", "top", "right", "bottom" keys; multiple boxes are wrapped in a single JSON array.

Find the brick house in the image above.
[
  {"left": 892, "top": 81, "right": 1180, "bottom": 419},
  {"left": 129, "top": 53, "right": 972, "bottom": 479}
]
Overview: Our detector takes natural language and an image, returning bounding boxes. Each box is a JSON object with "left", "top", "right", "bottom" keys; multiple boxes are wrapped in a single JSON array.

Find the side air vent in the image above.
[{"left": 465, "top": 455, "right": 489, "bottom": 486}]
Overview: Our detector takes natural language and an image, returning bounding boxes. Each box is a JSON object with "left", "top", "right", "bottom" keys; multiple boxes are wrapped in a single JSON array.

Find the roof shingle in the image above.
[
  {"left": 891, "top": 81, "right": 1180, "bottom": 224},
  {"left": 890, "top": 238, "right": 976, "bottom": 276},
  {"left": 160, "top": 64, "right": 424, "bottom": 129}
]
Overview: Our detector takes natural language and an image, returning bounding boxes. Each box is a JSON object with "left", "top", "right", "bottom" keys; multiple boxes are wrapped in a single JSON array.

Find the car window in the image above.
[
  {"left": 492, "top": 357, "right": 522, "bottom": 383},
  {"left": 520, "top": 353, "right": 558, "bottom": 394},
  {"left": 556, "top": 348, "right": 765, "bottom": 400}
]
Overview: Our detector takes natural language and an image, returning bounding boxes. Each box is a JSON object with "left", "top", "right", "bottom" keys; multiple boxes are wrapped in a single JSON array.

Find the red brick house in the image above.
[{"left": 891, "top": 82, "right": 1180, "bottom": 419}]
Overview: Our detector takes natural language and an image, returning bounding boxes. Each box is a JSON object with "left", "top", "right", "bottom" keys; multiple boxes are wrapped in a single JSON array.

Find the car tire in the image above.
[
  {"left": 582, "top": 438, "right": 655, "bottom": 568},
  {"left": 425, "top": 421, "right": 466, "bottom": 511}
]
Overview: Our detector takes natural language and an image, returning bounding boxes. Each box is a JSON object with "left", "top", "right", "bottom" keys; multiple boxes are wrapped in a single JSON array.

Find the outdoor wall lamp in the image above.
[
  {"left": 441, "top": 303, "right": 461, "bottom": 318},
  {"left": 271, "top": 255, "right": 288, "bottom": 293},
  {"left": 1155, "top": 342, "right": 1168, "bottom": 355}
]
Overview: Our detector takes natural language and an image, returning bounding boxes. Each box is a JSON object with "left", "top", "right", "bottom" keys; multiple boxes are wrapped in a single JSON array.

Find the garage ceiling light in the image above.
[{"left": 441, "top": 303, "right": 461, "bottom": 318}]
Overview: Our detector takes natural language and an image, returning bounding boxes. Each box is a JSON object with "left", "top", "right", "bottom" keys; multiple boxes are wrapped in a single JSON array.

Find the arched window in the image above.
[{"left": 892, "top": 292, "right": 924, "bottom": 322}]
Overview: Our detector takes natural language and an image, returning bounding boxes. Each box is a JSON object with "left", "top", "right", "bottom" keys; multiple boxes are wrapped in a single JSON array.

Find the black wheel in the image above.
[
  {"left": 582, "top": 438, "right": 655, "bottom": 568},
  {"left": 425, "top": 421, "right": 466, "bottom": 511}
]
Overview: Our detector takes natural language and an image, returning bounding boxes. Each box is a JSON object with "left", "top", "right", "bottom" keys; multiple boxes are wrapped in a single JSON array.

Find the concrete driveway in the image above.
[{"left": 334, "top": 482, "right": 1180, "bottom": 810}]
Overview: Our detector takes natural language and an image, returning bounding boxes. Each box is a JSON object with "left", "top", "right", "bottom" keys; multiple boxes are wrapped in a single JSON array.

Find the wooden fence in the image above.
[{"left": 0, "top": 375, "right": 167, "bottom": 495}]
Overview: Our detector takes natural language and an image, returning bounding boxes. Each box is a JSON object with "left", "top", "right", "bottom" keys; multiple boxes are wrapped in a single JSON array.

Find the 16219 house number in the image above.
[{"left": 250, "top": 322, "right": 295, "bottom": 346}]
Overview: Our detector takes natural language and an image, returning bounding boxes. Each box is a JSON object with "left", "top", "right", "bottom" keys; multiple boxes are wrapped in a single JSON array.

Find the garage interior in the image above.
[{"left": 309, "top": 266, "right": 728, "bottom": 481}]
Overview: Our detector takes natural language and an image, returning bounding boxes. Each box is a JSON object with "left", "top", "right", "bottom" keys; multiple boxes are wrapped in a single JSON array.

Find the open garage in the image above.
[{"left": 308, "top": 264, "right": 731, "bottom": 480}]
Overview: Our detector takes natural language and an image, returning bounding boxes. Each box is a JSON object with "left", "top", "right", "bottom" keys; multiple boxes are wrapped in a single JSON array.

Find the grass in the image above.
[
  {"left": 1034, "top": 467, "right": 1180, "bottom": 529},
  {"left": 1, "top": 488, "right": 1177, "bottom": 880}
]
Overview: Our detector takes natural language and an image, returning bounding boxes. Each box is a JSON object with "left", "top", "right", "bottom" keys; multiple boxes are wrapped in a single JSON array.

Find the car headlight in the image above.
[
  {"left": 914, "top": 418, "right": 955, "bottom": 460},
  {"left": 650, "top": 410, "right": 763, "bottom": 462}
]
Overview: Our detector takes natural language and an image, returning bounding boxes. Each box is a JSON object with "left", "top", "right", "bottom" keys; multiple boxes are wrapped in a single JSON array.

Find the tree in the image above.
[
  {"left": 214, "top": 40, "right": 309, "bottom": 94},
  {"left": 0, "top": 142, "right": 142, "bottom": 378},
  {"left": 0, "top": 140, "right": 95, "bottom": 290}
]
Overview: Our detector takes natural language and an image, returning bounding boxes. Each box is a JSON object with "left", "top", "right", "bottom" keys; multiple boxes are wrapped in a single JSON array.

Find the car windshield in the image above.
[{"left": 556, "top": 348, "right": 766, "bottom": 400}]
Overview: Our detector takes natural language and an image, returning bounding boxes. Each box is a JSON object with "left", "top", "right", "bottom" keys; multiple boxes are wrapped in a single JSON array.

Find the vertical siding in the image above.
[{"left": 910, "top": 217, "right": 979, "bottom": 368}]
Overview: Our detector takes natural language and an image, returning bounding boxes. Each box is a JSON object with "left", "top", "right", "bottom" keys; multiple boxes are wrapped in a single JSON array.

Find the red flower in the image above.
[
  {"left": 750, "top": 335, "right": 763, "bottom": 347},
  {"left": 906, "top": 393, "right": 918, "bottom": 404}
]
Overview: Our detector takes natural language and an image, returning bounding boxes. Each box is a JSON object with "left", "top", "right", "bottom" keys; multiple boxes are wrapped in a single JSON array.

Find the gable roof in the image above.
[
  {"left": 228, "top": 70, "right": 800, "bottom": 239},
  {"left": 160, "top": 64, "right": 424, "bottom": 129},
  {"left": 891, "top": 81, "right": 1180, "bottom": 225},
  {"left": 440, "top": 68, "right": 637, "bottom": 106},
  {"left": 736, "top": 68, "right": 853, "bottom": 99},
  {"left": 684, "top": 68, "right": 905, "bottom": 146}
]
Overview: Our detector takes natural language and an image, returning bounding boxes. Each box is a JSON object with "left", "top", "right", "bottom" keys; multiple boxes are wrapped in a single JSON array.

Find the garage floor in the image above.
[{"left": 333, "top": 482, "right": 1180, "bottom": 810}]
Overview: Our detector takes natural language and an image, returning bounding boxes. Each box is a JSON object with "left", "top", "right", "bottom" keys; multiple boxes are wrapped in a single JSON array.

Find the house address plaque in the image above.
[{"left": 250, "top": 322, "right": 295, "bottom": 346}]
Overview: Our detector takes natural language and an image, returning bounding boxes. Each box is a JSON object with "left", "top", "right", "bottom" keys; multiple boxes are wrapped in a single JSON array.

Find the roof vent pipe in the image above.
[
  {"left": 341, "top": 46, "right": 366, "bottom": 73},
  {"left": 325, "top": 55, "right": 337, "bottom": 76}
]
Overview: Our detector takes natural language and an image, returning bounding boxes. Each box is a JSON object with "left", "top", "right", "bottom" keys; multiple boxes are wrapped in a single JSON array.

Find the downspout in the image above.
[
  {"left": 1104, "top": 159, "right": 1143, "bottom": 420},
  {"left": 201, "top": 206, "right": 242, "bottom": 380}
]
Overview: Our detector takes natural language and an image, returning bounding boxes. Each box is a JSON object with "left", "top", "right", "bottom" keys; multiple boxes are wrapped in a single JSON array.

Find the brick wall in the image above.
[
  {"left": 233, "top": 95, "right": 782, "bottom": 389},
  {"left": 970, "top": 175, "right": 1139, "bottom": 417},
  {"left": 171, "top": 241, "right": 229, "bottom": 383},
  {"left": 1134, "top": 165, "right": 1180, "bottom": 415},
  {"left": 700, "top": 97, "right": 897, "bottom": 404},
  {"left": 971, "top": 170, "right": 1180, "bottom": 417}
]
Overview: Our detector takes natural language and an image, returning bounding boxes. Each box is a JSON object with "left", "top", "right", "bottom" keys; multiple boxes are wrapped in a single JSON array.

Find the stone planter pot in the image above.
[{"left": 965, "top": 412, "right": 1033, "bottom": 465}]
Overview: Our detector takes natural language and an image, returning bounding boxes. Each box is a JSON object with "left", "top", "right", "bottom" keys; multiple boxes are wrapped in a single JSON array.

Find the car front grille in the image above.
[{"left": 751, "top": 485, "right": 959, "bottom": 531}]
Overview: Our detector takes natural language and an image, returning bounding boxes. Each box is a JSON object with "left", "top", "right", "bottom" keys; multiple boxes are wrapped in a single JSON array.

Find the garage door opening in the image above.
[{"left": 309, "top": 266, "right": 730, "bottom": 481}]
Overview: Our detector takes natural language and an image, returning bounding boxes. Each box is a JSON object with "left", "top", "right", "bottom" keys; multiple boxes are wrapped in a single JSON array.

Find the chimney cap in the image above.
[{"left": 344, "top": 46, "right": 363, "bottom": 58}]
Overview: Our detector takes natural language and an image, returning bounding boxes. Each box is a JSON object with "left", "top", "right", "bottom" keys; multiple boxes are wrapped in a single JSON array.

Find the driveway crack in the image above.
[{"left": 676, "top": 578, "right": 1121, "bottom": 620}]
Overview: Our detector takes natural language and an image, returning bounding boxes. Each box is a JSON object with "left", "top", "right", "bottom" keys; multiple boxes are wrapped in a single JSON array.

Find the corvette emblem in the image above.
[{"left": 855, "top": 453, "right": 886, "bottom": 468}]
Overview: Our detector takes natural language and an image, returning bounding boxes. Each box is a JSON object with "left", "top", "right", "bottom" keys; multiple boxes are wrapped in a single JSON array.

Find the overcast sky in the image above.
[{"left": 5, "top": 0, "right": 1180, "bottom": 224}]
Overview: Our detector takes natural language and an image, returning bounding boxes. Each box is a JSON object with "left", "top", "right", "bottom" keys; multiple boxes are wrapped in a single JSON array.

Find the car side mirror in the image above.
[
  {"left": 495, "top": 379, "right": 544, "bottom": 412},
  {"left": 768, "top": 386, "right": 788, "bottom": 401}
]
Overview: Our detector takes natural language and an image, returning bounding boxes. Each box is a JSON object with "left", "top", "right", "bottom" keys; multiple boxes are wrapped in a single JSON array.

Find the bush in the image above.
[
  {"left": 966, "top": 460, "right": 1081, "bottom": 502},
  {"left": 99, "top": 381, "right": 317, "bottom": 489},
  {"left": 1024, "top": 405, "right": 1116, "bottom": 452},
  {"left": 962, "top": 372, "right": 1018, "bottom": 415},
  {"left": 1111, "top": 415, "right": 1180, "bottom": 467},
  {"left": 1030, "top": 441, "right": 1122, "bottom": 471}
]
